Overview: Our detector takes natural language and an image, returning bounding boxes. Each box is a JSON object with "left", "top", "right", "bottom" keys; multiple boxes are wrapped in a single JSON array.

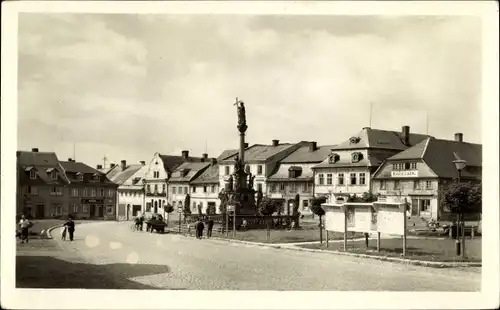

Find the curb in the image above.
[
  {"left": 180, "top": 233, "right": 481, "bottom": 269},
  {"left": 46, "top": 225, "right": 63, "bottom": 239}
]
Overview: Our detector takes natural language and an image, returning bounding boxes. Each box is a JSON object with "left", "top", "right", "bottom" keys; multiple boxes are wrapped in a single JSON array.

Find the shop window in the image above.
[{"left": 420, "top": 199, "right": 431, "bottom": 212}]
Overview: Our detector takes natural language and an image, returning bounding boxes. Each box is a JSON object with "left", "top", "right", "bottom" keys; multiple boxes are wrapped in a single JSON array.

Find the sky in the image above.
[{"left": 18, "top": 14, "right": 482, "bottom": 168}]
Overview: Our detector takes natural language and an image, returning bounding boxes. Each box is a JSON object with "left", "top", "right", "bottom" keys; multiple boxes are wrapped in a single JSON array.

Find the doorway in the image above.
[
  {"left": 90, "top": 205, "right": 96, "bottom": 218},
  {"left": 411, "top": 199, "right": 419, "bottom": 216},
  {"left": 98, "top": 205, "right": 104, "bottom": 217},
  {"left": 35, "top": 204, "right": 45, "bottom": 218}
]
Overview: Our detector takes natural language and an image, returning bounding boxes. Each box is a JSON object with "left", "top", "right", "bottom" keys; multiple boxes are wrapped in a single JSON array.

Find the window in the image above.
[
  {"left": 83, "top": 204, "right": 89, "bottom": 213},
  {"left": 420, "top": 199, "right": 431, "bottom": 212},
  {"left": 146, "top": 185, "right": 151, "bottom": 193},
  {"left": 154, "top": 171, "right": 159, "bottom": 178},
  {"left": 257, "top": 183, "right": 263, "bottom": 192},
  {"left": 413, "top": 180, "right": 421, "bottom": 189},
  {"left": 192, "top": 202, "right": 196, "bottom": 211},
  {"left": 326, "top": 174, "right": 333, "bottom": 185},
  {"left": 318, "top": 174, "right": 324, "bottom": 185},
  {"left": 30, "top": 170, "right": 36, "bottom": 179},
  {"left": 98, "top": 189, "right": 104, "bottom": 197},
  {"left": 93, "top": 175, "right": 100, "bottom": 182},
  {"left": 379, "top": 180, "right": 386, "bottom": 190},
  {"left": 203, "top": 186, "right": 207, "bottom": 193},
  {"left": 172, "top": 187, "right": 177, "bottom": 194},
  {"left": 51, "top": 187, "right": 62, "bottom": 196},
  {"left": 27, "top": 186, "right": 38, "bottom": 195},
  {"left": 184, "top": 187, "right": 188, "bottom": 194},
  {"left": 302, "top": 200, "right": 309, "bottom": 211},
  {"left": 154, "top": 184, "right": 158, "bottom": 193},
  {"left": 211, "top": 185, "right": 216, "bottom": 193},
  {"left": 225, "top": 166, "right": 230, "bottom": 176},
  {"left": 404, "top": 162, "right": 411, "bottom": 170},
  {"left": 162, "top": 184, "right": 166, "bottom": 193},
  {"left": 411, "top": 162, "right": 417, "bottom": 169},
  {"left": 338, "top": 173, "right": 344, "bottom": 185},
  {"left": 257, "top": 165, "right": 263, "bottom": 175},
  {"left": 82, "top": 188, "right": 88, "bottom": 197},
  {"left": 72, "top": 204, "right": 79, "bottom": 213},
  {"left": 302, "top": 182, "right": 309, "bottom": 193},
  {"left": 192, "top": 186, "right": 196, "bottom": 193},
  {"left": 350, "top": 173, "right": 357, "bottom": 185},
  {"left": 71, "top": 188, "right": 79, "bottom": 197},
  {"left": 51, "top": 171, "right": 57, "bottom": 180},
  {"left": 279, "top": 183, "right": 285, "bottom": 191},
  {"left": 394, "top": 180, "right": 401, "bottom": 190},
  {"left": 270, "top": 183, "right": 277, "bottom": 193},
  {"left": 107, "top": 189, "right": 114, "bottom": 197},
  {"left": 77, "top": 174, "right": 84, "bottom": 181},
  {"left": 290, "top": 182, "right": 297, "bottom": 193},
  {"left": 425, "top": 181, "right": 432, "bottom": 189},
  {"left": 359, "top": 173, "right": 366, "bottom": 185},
  {"left": 91, "top": 188, "right": 96, "bottom": 197}
]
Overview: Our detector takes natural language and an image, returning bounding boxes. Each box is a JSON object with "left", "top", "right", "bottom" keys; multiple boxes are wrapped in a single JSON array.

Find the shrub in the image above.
[
  {"left": 440, "top": 182, "right": 482, "bottom": 214},
  {"left": 259, "top": 197, "right": 280, "bottom": 216}
]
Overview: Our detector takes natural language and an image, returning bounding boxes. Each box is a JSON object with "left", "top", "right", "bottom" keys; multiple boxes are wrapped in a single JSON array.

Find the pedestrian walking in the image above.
[
  {"left": 196, "top": 220, "right": 205, "bottom": 239},
  {"left": 18, "top": 215, "right": 32, "bottom": 244},
  {"left": 64, "top": 216, "right": 76, "bottom": 241},
  {"left": 206, "top": 217, "right": 214, "bottom": 238}
]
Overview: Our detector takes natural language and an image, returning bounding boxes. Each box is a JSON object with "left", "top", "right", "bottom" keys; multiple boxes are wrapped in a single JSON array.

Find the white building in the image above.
[
  {"left": 312, "top": 126, "right": 430, "bottom": 201},
  {"left": 189, "top": 159, "right": 221, "bottom": 214},
  {"left": 218, "top": 140, "right": 307, "bottom": 195},
  {"left": 107, "top": 160, "right": 148, "bottom": 220}
]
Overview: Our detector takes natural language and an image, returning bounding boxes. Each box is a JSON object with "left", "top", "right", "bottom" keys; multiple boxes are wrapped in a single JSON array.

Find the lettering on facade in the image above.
[
  {"left": 391, "top": 170, "right": 418, "bottom": 178},
  {"left": 81, "top": 199, "right": 104, "bottom": 204}
]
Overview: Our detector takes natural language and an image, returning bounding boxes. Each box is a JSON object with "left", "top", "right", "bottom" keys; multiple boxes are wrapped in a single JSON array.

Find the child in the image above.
[{"left": 61, "top": 226, "right": 67, "bottom": 241}]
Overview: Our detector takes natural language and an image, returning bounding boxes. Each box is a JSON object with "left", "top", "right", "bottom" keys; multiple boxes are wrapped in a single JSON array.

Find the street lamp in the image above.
[{"left": 453, "top": 158, "right": 467, "bottom": 258}]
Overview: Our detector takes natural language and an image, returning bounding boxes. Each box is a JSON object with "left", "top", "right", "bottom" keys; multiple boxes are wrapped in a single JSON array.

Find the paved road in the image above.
[{"left": 51, "top": 222, "right": 480, "bottom": 291}]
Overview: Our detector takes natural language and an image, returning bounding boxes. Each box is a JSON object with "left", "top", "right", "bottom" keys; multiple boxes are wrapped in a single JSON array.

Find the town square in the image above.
[{"left": 2, "top": 2, "right": 499, "bottom": 310}]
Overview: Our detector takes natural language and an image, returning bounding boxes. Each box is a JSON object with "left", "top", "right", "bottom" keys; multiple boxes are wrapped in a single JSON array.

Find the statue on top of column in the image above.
[{"left": 234, "top": 97, "right": 246, "bottom": 129}]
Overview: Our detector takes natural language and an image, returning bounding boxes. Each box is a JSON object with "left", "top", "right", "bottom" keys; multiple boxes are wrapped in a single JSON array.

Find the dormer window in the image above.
[
  {"left": 92, "top": 173, "right": 100, "bottom": 182},
  {"left": 77, "top": 172, "right": 84, "bottom": 182},
  {"left": 351, "top": 152, "right": 364, "bottom": 163},
  {"left": 328, "top": 153, "right": 340, "bottom": 164},
  {"left": 288, "top": 166, "right": 302, "bottom": 178},
  {"left": 181, "top": 169, "right": 190, "bottom": 178},
  {"left": 25, "top": 167, "right": 36, "bottom": 179},
  {"left": 349, "top": 137, "right": 361, "bottom": 144}
]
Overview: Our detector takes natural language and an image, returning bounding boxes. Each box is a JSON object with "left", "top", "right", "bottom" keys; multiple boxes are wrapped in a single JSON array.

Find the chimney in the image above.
[
  {"left": 244, "top": 143, "right": 249, "bottom": 148},
  {"left": 68, "top": 158, "right": 72, "bottom": 162},
  {"left": 97, "top": 164, "right": 103, "bottom": 170},
  {"left": 121, "top": 160, "right": 127, "bottom": 171},
  {"left": 32, "top": 148, "right": 39, "bottom": 152},
  {"left": 454, "top": 133, "right": 463, "bottom": 142},
  {"left": 363, "top": 127, "right": 371, "bottom": 130},
  {"left": 211, "top": 158, "right": 217, "bottom": 165},
  {"left": 201, "top": 153, "right": 208, "bottom": 162},
  {"left": 182, "top": 150, "right": 189, "bottom": 159},
  {"left": 140, "top": 161, "right": 146, "bottom": 165},
  {"left": 110, "top": 163, "right": 116, "bottom": 168},
  {"left": 272, "top": 139, "right": 279, "bottom": 147},
  {"left": 401, "top": 126, "right": 410, "bottom": 146},
  {"left": 309, "top": 141, "right": 318, "bottom": 152}
]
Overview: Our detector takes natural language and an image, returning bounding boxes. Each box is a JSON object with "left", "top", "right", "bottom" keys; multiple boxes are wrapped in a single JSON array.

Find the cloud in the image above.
[{"left": 17, "top": 14, "right": 482, "bottom": 167}]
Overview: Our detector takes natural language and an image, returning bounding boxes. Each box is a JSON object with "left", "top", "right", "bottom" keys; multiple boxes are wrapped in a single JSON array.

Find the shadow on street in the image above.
[{"left": 16, "top": 255, "right": 176, "bottom": 289}]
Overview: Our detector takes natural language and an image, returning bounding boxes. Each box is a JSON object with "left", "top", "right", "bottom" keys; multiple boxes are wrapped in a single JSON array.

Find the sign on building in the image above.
[{"left": 391, "top": 170, "right": 418, "bottom": 178}]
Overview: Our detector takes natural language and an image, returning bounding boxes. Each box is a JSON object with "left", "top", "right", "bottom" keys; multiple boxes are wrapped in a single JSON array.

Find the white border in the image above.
[{"left": 2, "top": 1, "right": 499, "bottom": 310}]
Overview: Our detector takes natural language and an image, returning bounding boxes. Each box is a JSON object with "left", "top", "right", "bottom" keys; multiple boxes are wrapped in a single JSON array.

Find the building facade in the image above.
[
  {"left": 267, "top": 142, "right": 335, "bottom": 215},
  {"left": 189, "top": 159, "right": 221, "bottom": 214},
  {"left": 168, "top": 161, "right": 211, "bottom": 214},
  {"left": 371, "top": 133, "right": 482, "bottom": 221},
  {"left": 218, "top": 140, "right": 308, "bottom": 197},
  {"left": 60, "top": 159, "right": 118, "bottom": 220},
  {"left": 17, "top": 149, "right": 71, "bottom": 218},
  {"left": 312, "top": 126, "right": 430, "bottom": 201},
  {"left": 106, "top": 161, "right": 148, "bottom": 220}
]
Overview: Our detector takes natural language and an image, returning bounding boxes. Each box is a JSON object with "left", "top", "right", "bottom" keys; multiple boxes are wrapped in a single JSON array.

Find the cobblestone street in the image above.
[{"left": 17, "top": 222, "right": 481, "bottom": 291}]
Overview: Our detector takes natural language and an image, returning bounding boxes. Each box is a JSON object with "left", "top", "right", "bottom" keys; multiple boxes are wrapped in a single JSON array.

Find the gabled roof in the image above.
[
  {"left": 106, "top": 164, "right": 144, "bottom": 185},
  {"left": 280, "top": 145, "right": 336, "bottom": 163},
  {"left": 60, "top": 161, "right": 115, "bottom": 185},
  {"left": 190, "top": 164, "right": 219, "bottom": 185},
  {"left": 386, "top": 137, "right": 482, "bottom": 179},
  {"left": 217, "top": 149, "right": 239, "bottom": 161},
  {"left": 220, "top": 143, "right": 297, "bottom": 163},
  {"left": 267, "top": 164, "right": 314, "bottom": 181},
  {"left": 169, "top": 162, "right": 211, "bottom": 182},
  {"left": 158, "top": 154, "right": 202, "bottom": 173},
  {"left": 17, "top": 151, "right": 70, "bottom": 185},
  {"left": 332, "top": 127, "right": 430, "bottom": 151}
]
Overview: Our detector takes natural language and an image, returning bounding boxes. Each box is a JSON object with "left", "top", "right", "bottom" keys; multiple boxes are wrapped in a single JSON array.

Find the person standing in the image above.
[
  {"left": 18, "top": 215, "right": 32, "bottom": 244},
  {"left": 64, "top": 216, "right": 76, "bottom": 241},
  {"left": 206, "top": 217, "right": 214, "bottom": 238},
  {"left": 196, "top": 220, "right": 205, "bottom": 239}
]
